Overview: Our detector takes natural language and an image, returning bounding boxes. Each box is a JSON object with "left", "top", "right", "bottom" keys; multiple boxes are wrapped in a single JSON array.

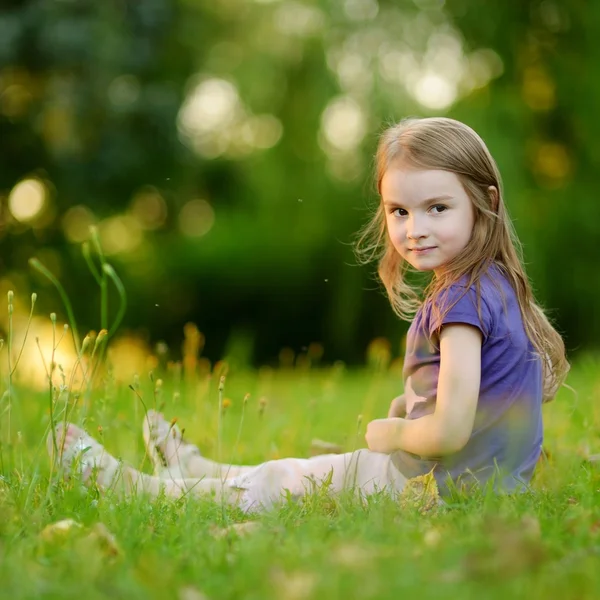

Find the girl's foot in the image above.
[
  {"left": 142, "top": 410, "right": 201, "bottom": 475},
  {"left": 47, "top": 423, "right": 123, "bottom": 489}
]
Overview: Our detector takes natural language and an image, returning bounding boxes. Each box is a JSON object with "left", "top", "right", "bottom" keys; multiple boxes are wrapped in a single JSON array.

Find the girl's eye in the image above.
[
  {"left": 431, "top": 204, "right": 447, "bottom": 214},
  {"left": 392, "top": 208, "right": 408, "bottom": 217}
]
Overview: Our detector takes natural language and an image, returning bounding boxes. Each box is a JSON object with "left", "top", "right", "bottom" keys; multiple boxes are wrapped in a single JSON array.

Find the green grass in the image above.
[{"left": 1, "top": 354, "right": 600, "bottom": 600}]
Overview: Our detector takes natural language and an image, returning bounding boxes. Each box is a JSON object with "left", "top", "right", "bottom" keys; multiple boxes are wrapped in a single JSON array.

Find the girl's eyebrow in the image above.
[{"left": 383, "top": 194, "right": 454, "bottom": 207}]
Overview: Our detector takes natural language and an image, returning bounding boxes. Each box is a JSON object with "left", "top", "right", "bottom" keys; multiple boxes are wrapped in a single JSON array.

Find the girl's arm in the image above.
[
  {"left": 366, "top": 324, "right": 482, "bottom": 456},
  {"left": 387, "top": 394, "right": 407, "bottom": 418}
]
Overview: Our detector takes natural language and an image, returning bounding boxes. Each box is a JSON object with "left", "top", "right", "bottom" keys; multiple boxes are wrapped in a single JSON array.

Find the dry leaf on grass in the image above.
[
  {"left": 40, "top": 519, "right": 121, "bottom": 560},
  {"left": 399, "top": 471, "right": 441, "bottom": 514},
  {"left": 40, "top": 519, "right": 83, "bottom": 542},
  {"left": 86, "top": 522, "right": 122, "bottom": 557}
]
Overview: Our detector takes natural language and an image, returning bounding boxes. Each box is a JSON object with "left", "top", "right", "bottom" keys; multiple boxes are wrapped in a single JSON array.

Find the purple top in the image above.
[{"left": 391, "top": 264, "right": 543, "bottom": 494}]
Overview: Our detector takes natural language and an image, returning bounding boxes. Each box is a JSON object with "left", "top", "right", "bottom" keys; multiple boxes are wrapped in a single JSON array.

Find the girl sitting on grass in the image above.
[{"left": 48, "top": 117, "right": 569, "bottom": 511}]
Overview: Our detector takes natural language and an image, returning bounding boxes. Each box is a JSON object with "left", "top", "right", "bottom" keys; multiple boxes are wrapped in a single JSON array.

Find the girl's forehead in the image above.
[{"left": 381, "top": 167, "right": 464, "bottom": 199}]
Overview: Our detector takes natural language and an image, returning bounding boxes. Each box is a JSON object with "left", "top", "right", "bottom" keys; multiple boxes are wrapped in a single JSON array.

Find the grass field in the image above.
[{"left": 1, "top": 348, "right": 600, "bottom": 600}]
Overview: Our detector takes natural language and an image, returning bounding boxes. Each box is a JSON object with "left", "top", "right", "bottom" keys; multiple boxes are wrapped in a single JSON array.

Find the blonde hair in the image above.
[{"left": 356, "top": 117, "right": 569, "bottom": 401}]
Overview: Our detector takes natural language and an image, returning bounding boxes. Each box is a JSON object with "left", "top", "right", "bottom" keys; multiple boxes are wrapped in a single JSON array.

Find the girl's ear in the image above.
[{"left": 488, "top": 186, "right": 499, "bottom": 212}]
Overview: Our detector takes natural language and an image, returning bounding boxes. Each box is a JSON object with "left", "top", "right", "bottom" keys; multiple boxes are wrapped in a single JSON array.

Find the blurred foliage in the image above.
[{"left": 0, "top": 0, "right": 597, "bottom": 364}]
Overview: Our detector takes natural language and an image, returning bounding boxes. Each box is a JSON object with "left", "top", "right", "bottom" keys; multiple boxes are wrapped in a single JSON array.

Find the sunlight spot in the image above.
[
  {"left": 8, "top": 179, "right": 47, "bottom": 223},
  {"left": 274, "top": 2, "right": 324, "bottom": 37},
  {"left": 130, "top": 187, "right": 168, "bottom": 230},
  {"left": 333, "top": 51, "right": 372, "bottom": 92},
  {"left": 241, "top": 114, "right": 283, "bottom": 149},
  {"left": 344, "top": 0, "right": 379, "bottom": 21},
  {"left": 178, "top": 78, "right": 240, "bottom": 137},
  {"left": 378, "top": 45, "right": 419, "bottom": 85},
  {"left": 320, "top": 96, "right": 366, "bottom": 152},
  {"left": 466, "top": 48, "right": 503, "bottom": 89},
  {"left": 62, "top": 205, "right": 96, "bottom": 243},
  {"left": 12, "top": 316, "right": 79, "bottom": 391},
  {"left": 98, "top": 215, "right": 143, "bottom": 255},
  {"left": 178, "top": 200, "right": 215, "bottom": 238},
  {"left": 412, "top": 72, "right": 457, "bottom": 110}
]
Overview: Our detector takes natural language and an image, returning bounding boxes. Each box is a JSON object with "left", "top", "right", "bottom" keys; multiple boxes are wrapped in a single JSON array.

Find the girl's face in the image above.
[{"left": 381, "top": 166, "right": 475, "bottom": 276}]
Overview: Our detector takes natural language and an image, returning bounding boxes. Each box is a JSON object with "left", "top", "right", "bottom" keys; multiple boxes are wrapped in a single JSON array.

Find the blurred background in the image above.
[{"left": 0, "top": 0, "right": 597, "bottom": 372}]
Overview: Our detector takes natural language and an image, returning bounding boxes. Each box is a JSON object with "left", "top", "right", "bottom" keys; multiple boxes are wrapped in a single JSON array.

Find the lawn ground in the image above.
[{"left": 1, "top": 352, "right": 600, "bottom": 599}]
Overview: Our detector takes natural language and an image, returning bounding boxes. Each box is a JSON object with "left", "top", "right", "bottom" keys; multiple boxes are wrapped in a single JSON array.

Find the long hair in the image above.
[{"left": 356, "top": 117, "right": 569, "bottom": 401}]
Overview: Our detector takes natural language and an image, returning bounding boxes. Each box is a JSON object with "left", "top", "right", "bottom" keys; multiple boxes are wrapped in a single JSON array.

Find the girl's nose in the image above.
[{"left": 406, "top": 217, "right": 427, "bottom": 240}]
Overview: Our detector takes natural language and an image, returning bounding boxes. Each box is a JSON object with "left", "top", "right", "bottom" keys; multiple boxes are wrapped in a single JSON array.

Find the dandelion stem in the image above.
[
  {"left": 90, "top": 227, "right": 108, "bottom": 332},
  {"left": 29, "top": 259, "right": 81, "bottom": 354},
  {"left": 103, "top": 264, "right": 127, "bottom": 338},
  {"left": 82, "top": 242, "right": 102, "bottom": 285},
  {"left": 10, "top": 293, "right": 37, "bottom": 377},
  {"left": 7, "top": 291, "right": 13, "bottom": 445}
]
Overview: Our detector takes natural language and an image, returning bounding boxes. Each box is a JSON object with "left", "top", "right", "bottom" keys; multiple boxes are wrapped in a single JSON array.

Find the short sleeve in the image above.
[{"left": 425, "top": 284, "right": 493, "bottom": 343}]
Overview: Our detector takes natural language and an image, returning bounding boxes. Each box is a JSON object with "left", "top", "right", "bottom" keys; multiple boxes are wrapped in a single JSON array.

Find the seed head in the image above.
[
  {"left": 94, "top": 329, "right": 108, "bottom": 350},
  {"left": 81, "top": 334, "right": 91, "bottom": 354}
]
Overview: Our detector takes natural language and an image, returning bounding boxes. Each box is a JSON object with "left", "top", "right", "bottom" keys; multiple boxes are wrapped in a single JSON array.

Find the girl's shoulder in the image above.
[
  {"left": 448, "top": 262, "right": 514, "bottom": 307},
  {"left": 421, "top": 263, "right": 515, "bottom": 341}
]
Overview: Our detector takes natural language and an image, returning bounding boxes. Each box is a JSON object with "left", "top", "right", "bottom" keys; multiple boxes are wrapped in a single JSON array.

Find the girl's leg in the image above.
[
  {"left": 143, "top": 411, "right": 408, "bottom": 512},
  {"left": 143, "top": 410, "right": 258, "bottom": 480},
  {"left": 227, "top": 449, "right": 408, "bottom": 512},
  {"left": 48, "top": 423, "right": 244, "bottom": 504},
  {"left": 48, "top": 422, "right": 407, "bottom": 513}
]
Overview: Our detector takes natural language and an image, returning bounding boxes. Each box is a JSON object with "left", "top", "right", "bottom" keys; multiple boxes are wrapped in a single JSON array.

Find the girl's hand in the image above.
[
  {"left": 387, "top": 394, "right": 407, "bottom": 418},
  {"left": 365, "top": 418, "right": 401, "bottom": 454}
]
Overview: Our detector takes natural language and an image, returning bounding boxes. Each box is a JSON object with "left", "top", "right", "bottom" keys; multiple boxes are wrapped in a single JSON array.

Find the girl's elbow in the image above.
[{"left": 435, "top": 427, "right": 472, "bottom": 456}]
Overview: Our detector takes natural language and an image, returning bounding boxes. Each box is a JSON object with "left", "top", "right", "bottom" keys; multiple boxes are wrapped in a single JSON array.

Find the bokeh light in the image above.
[
  {"left": 178, "top": 75, "right": 284, "bottom": 159},
  {"left": 240, "top": 115, "right": 283, "bottom": 150},
  {"left": 178, "top": 200, "right": 215, "bottom": 238},
  {"left": 412, "top": 72, "right": 457, "bottom": 110},
  {"left": 62, "top": 205, "right": 96, "bottom": 243},
  {"left": 8, "top": 178, "right": 47, "bottom": 223},
  {"left": 320, "top": 96, "right": 367, "bottom": 152},
  {"left": 130, "top": 187, "right": 168, "bottom": 230},
  {"left": 273, "top": 2, "right": 324, "bottom": 37},
  {"left": 344, "top": 0, "right": 379, "bottom": 21},
  {"left": 178, "top": 77, "right": 240, "bottom": 138},
  {"left": 98, "top": 215, "right": 143, "bottom": 255}
]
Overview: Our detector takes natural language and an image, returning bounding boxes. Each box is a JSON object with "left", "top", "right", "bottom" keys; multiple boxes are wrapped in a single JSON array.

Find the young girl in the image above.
[{"left": 48, "top": 117, "right": 569, "bottom": 511}]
